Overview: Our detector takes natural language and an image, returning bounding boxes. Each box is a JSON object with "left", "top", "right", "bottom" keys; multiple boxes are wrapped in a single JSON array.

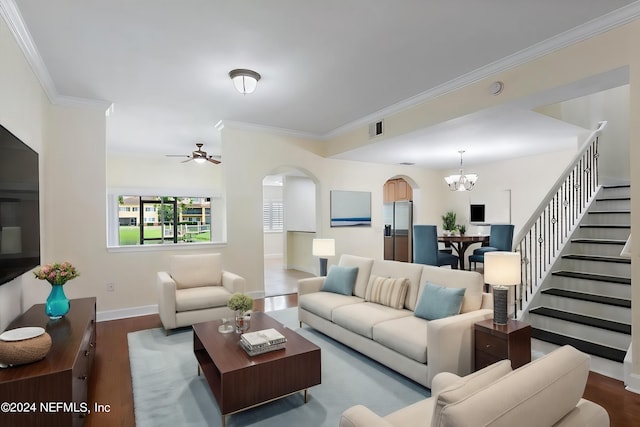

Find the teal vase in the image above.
[{"left": 46, "top": 284, "right": 70, "bottom": 320}]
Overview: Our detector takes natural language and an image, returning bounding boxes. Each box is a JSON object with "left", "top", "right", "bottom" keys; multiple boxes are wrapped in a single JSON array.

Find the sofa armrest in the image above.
[
  {"left": 157, "top": 271, "right": 177, "bottom": 330},
  {"left": 426, "top": 308, "right": 493, "bottom": 386},
  {"left": 430, "top": 372, "right": 462, "bottom": 396},
  {"left": 298, "top": 276, "right": 325, "bottom": 296},
  {"left": 480, "top": 292, "right": 493, "bottom": 309},
  {"left": 339, "top": 405, "right": 395, "bottom": 427},
  {"left": 221, "top": 270, "right": 246, "bottom": 294},
  {"left": 554, "top": 399, "right": 610, "bottom": 427}
]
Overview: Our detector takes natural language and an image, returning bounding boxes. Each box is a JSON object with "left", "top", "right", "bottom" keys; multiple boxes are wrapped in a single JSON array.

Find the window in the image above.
[
  {"left": 109, "top": 195, "right": 214, "bottom": 246},
  {"left": 263, "top": 200, "right": 283, "bottom": 231}
]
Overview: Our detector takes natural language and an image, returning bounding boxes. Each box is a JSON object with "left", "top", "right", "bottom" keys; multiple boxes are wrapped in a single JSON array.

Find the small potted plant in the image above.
[
  {"left": 441, "top": 211, "right": 457, "bottom": 236},
  {"left": 457, "top": 224, "right": 467, "bottom": 235},
  {"left": 227, "top": 293, "right": 253, "bottom": 333}
]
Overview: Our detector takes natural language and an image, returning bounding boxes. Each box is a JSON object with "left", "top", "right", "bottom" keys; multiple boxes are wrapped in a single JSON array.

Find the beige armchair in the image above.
[
  {"left": 157, "top": 253, "right": 246, "bottom": 332},
  {"left": 339, "top": 345, "right": 609, "bottom": 427}
]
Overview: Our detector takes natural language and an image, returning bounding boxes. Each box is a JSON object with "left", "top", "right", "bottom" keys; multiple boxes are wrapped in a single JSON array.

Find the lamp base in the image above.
[
  {"left": 493, "top": 286, "right": 509, "bottom": 325},
  {"left": 319, "top": 258, "right": 328, "bottom": 276}
]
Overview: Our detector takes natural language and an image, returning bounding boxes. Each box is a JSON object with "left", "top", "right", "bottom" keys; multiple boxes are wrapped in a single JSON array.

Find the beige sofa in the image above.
[
  {"left": 339, "top": 345, "right": 609, "bottom": 427},
  {"left": 157, "top": 253, "right": 246, "bottom": 331},
  {"left": 298, "top": 254, "right": 493, "bottom": 387}
]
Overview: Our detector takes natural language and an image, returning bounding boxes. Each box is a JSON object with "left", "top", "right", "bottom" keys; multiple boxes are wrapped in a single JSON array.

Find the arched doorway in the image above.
[{"left": 262, "top": 168, "right": 318, "bottom": 296}]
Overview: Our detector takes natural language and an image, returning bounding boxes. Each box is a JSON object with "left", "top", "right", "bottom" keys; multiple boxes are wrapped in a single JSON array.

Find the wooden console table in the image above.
[{"left": 0, "top": 297, "right": 96, "bottom": 427}]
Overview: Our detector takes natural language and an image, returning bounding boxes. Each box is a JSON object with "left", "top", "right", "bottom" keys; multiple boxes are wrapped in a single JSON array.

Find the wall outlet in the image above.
[{"left": 106, "top": 282, "right": 115, "bottom": 292}]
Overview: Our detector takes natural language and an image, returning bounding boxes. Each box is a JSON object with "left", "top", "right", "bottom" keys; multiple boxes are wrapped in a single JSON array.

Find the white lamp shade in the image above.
[
  {"left": 484, "top": 251, "right": 521, "bottom": 286},
  {"left": 312, "top": 238, "right": 335, "bottom": 257}
]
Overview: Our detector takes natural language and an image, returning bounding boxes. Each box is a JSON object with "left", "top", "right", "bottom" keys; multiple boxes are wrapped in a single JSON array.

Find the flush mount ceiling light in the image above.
[
  {"left": 444, "top": 150, "right": 478, "bottom": 191},
  {"left": 229, "top": 69, "right": 261, "bottom": 94}
]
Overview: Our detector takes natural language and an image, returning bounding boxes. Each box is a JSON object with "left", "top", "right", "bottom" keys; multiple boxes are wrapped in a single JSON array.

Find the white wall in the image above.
[
  {"left": 284, "top": 175, "right": 315, "bottom": 232},
  {"left": 0, "top": 16, "right": 47, "bottom": 331},
  {"left": 536, "top": 85, "right": 630, "bottom": 185}
]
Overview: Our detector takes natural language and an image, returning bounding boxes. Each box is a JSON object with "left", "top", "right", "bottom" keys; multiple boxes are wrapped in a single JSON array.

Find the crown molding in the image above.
[
  {"left": 0, "top": 0, "right": 112, "bottom": 111},
  {"left": 3, "top": 0, "right": 640, "bottom": 138},
  {"left": 216, "top": 120, "right": 324, "bottom": 140},
  {"left": 325, "top": 1, "right": 640, "bottom": 139}
]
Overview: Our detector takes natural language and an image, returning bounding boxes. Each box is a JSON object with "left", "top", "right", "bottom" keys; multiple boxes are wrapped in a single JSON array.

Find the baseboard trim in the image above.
[{"left": 97, "top": 304, "right": 158, "bottom": 322}]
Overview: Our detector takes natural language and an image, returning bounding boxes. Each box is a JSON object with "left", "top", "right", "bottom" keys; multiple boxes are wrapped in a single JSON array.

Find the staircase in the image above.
[{"left": 524, "top": 184, "right": 631, "bottom": 363}]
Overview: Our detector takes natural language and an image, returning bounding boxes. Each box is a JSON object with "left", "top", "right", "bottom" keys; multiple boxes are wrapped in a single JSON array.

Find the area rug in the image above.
[{"left": 128, "top": 308, "right": 430, "bottom": 427}]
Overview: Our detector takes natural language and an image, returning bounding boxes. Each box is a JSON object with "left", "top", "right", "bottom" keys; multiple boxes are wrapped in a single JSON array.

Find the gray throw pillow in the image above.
[
  {"left": 414, "top": 282, "right": 466, "bottom": 320},
  {"left": 321, "top": 265, "right": 358, "bottom": 296}
]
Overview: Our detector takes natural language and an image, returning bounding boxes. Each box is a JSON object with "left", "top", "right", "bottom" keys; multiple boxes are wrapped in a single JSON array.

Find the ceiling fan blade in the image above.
[
  {"left": 166, "top": 154, "right": 189, "bottom": 158},
  {"left": 181, "top": 158, "right": 193, "bottom": 163},
  {"left": 206, "top": 157, "right": 221, "bottom": 164}
]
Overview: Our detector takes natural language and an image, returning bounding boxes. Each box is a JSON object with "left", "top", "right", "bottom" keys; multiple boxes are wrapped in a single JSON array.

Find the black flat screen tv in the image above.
[
  {"left": 0, "top": 124, "right": 40, "bottom": 286},
  {"left": 470, "top": 204, "right": 486, "bottom": 223}
]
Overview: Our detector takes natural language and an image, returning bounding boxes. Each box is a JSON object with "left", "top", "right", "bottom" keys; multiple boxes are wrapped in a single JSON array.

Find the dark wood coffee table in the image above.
[{"left": 193, "top": 312, "right": 321, "bottom": 426}]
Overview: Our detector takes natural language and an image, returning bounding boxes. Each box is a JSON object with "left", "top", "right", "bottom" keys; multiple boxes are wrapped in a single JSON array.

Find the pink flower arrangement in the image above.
[{"left": 33, "top": 262, "right": 80, "bottom": 285}]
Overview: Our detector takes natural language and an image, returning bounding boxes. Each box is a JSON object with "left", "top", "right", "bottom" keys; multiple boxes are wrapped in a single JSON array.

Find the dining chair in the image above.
[
  {"left": 468, "top": 224, "right": 515, "bottom": 270},
  {"left": 413, "top": 225, "right": 458, "bottom": 269}
]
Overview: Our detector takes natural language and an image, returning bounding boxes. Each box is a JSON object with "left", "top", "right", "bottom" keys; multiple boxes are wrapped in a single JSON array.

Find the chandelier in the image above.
[{"left": 444, "top": 150, "right": 478, "bottom": 191}]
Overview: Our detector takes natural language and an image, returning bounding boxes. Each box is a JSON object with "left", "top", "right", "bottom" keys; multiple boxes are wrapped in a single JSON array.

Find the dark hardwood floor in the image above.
[{"left": 85, "top": 294, "right": 639, "bottom": 427}]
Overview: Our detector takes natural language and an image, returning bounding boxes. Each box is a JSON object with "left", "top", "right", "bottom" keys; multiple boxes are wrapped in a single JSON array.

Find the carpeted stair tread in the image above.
[
  {"left": 541, "top": 288, "right": 631, "bottom": 308},
  {"left": 529, "top": 306, "right": 630, "bottom": 334},
  {"left": 562, "top": 254, "right": 631, "bottom": 264},
  {"left": 531, "top": 328, "right": 626, "bottom": 363},
  {"left": 571, "top": 238, "right": 626, "bottom": 245},
  {"left": 552, "top": 270, "right": 631, "bottom": 285}
]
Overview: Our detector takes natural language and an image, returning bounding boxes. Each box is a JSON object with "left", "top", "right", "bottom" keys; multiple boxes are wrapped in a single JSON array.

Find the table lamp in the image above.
[
  {"left": 312, "top": 238, "right": 335, "bottom": 276},
  {"left": 484, "top": 251, "right": 521, "bottom": 325}
]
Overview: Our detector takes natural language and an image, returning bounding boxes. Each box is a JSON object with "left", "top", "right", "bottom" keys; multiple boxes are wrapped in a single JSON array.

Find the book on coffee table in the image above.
[
  {"left": 241, "top": 328, "right": 287, "bottom": 348},
  {"left": 240, "top": 328, "right": 287, "bottom": 355}
]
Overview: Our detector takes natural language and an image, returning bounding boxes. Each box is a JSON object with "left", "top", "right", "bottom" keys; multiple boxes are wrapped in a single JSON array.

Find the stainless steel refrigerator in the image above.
[{"left": 383, "top": 201, "right": 413, "bottom": 262}]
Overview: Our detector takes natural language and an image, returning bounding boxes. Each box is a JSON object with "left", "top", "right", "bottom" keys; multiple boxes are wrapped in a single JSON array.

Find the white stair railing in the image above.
[{"left": 513, "top": 121, "right": 607, "bottom": 318}]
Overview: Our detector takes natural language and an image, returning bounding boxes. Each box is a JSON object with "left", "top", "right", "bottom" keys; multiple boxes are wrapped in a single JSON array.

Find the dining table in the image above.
[{"left": 438, "top": 234, "right": 490, "bottom": 270}]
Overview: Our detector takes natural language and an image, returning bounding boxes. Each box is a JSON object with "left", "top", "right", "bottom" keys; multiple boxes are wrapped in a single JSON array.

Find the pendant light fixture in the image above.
[
  {"left": 444, "top": 150, "right": 478, "bottom": 191},
  {"left": 229, "top": 69, "right": 261, "bottom": 94}
]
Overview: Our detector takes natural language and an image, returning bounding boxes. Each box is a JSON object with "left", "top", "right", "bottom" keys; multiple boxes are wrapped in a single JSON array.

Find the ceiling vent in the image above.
[{"left": 369, "top": 120, "right": 384, "bottom": 138}]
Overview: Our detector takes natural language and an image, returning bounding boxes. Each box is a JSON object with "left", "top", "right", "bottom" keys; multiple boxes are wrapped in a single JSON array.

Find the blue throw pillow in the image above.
[
  {"left": 414, "top": 282, "right": 466, "bottom": 320},
  {"left": 321, "top": 265, "right": 358, "bottom": 296}
]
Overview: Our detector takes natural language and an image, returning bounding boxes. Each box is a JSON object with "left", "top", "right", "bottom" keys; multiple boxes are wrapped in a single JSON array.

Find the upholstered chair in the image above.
[
  {"left": 413, "top": 225, "right": 458, "bottom": 269},
  {"left": 157, "top": 253, "right": 246, "bottom": 332},
  {"left": 468, "top": 224, "right": 514, "bottom": 270}
]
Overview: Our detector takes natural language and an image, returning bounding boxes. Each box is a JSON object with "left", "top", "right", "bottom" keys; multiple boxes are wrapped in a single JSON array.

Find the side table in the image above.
[{"left": 474, "top": 318, "right": 531, "bottom": 371}]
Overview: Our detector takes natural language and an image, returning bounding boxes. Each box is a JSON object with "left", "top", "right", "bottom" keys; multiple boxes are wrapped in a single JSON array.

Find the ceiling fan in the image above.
[{"left": 166, "top": 143, "right": 221, "bottom": 164}]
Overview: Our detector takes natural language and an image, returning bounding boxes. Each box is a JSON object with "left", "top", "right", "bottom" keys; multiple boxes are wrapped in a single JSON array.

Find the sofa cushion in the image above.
[
  {"left": 175, "top": 285, "right": 231, "bottom": 312},
  {"left": 419, "top": 265, "right": 483, "bottom": 313},
  {"left": 372, "top": 316, "right": 428, "bottom": 363},
  {"left": 332, "top": 302, "right": 412, "bottom": 339},
  {"left": 299, "top": 292, "right": 364, "bottom": 320},
  {"left": 431, "top": 359, "right": 512, "bottom": 426},
  {"left": 322, "top": 265, "right": 359, "bottom": 295},
  {"left": 365, "top": 276, "right": 409, "bottom": 309},
  {"left": 414, "top": 282, "right": 466, "bottom": 320},
  {"left": 433, "top": 345, "right": 590, "bottom": 427},
  {"left": 339, "top": 255, "right": 374, "bottom": 298},
  {"left": 170, "top": 253, "right": 222, "bottom": 289},
  {"left": 370, "top": 260, "right": 425, "bottom": 310}
]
